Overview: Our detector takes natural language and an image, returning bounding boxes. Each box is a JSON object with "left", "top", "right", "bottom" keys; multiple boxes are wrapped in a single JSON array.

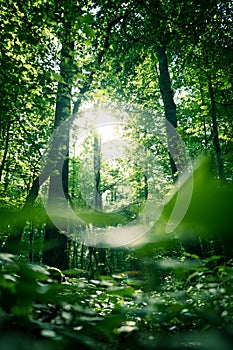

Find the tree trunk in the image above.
[
  {"left": 94, "top": 134, "right": 103, "bottom": 210},
  {"left": 198, "top": 77, "right": 208, "bottom": 149},
  {"left": 80, "top": 244, "right": 84, "bottom": 270},
  {"left": 208, "top": 77, "right": 224, "bottom": 179},
  {"left": 155, "top": 46, "right": 179, "bottom": 179},
  {"left": 93, "top": 133, "right": 107, "bottom": 275},
  {"left": 156, "top": 45, "right": 202, "bottom": 257},
  {"left": 0, "top": 120, "right": 11, "bottom": 182},
  {"left": 42, "top": 42, "right": 74, "bottom": 270}
]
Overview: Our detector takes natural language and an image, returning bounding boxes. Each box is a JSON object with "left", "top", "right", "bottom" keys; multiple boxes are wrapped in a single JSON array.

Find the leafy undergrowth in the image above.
[{"left": 0, "top": 253, "right": 232, "bottom": 350}]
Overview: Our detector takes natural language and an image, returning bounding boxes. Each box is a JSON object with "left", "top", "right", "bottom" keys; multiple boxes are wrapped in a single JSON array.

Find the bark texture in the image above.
[{"left": 156, "top": 46, "right": 202, "bottom": 257}]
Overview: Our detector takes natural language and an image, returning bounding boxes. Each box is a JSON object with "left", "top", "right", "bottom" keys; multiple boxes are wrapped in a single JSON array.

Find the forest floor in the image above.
[{"left": 0, "top": 254, "right": 232, "bottom": 350}]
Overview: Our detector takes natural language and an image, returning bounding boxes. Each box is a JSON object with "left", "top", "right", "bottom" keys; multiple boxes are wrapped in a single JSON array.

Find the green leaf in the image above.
[{"left": 107, "top": 286, "right": 135, "bottom": 297}]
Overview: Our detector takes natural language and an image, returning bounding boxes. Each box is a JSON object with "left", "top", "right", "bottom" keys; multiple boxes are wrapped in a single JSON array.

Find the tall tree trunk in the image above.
[
  {"left": 155, "top": 45, "right": 202, "bottom": 257},
  {"left": 93, "top": 133, "right": 107, "bottom": 275},
  {"left": 80, "top": 244, "right": 84, "bottom": 270},
  {"left": 208, "top": 77, "right": 224, "bottom": 179},
  {"left": 0, "top": 120, "right": 11, "bottom": 182},
  {"left": 198, "top": 77, "right": 208, "bottom": 149},
  {"left": 155, "top": 46, "right": 179, "bottom": 178},
  {"left": 42, "top": 42, "right": 74, "bottom": 270},
  {"left": 94, "top": 134, "right": 103, "bottom": 210}
]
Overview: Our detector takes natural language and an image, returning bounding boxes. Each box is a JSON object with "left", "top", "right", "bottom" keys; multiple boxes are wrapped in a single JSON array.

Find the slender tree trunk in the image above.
[
  {"left": 208, "top": 77, "right": 224, "bottom": 179},
  {"left": 72, "top": 242, "right": 77, "bottom": 268},
  {"left": 156, "top": 47, "right": 177, "bottom": 128},
  {"left": 93, "top": 133, "right": 107, "bottom": 275},
  {"left": 88, "top": 246, "right": 94, "bottom": 277},
  {"left": 155, "top": 46, "right": 179, "bottom": 179},
  {"left": 29, "top": 221, "right": 34, "bottom": 263},
  {"left": 80, "top": 244, "right": 84, "bottom": 270},
  {"left": 144, "top": 174, "right": 148, "bottom": 200},
  {"left": 198, "top": 77, "right": 208, "bottom": 149},
  {"left": 94, "top": 134, "right": 103, "bottom": 210},
  {"left": 155, "top": 45, "right": 202, "bottom": 257},
  {"left": 0, "top": 120, "right": 11, "bottom": 181}
]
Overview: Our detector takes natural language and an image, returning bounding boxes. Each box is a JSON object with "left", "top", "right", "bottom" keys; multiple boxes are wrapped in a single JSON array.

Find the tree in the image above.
[
  {"left": 42, "top": 2, "right": 135, "bottom": 269},
  {"left": 1, "top": 0, "right": 56, "bottom": 252},
  {"left": 89, "top": 0, "right": 201, "bottom": 254},
  {"left": 86, "top": 0, "right": 232, "bottom": 256},
  {"left": 42, "top": 0, "right": 78, "bottom": 269},
  {"left": 0, "top": 0, "right": 232, "bottom": 267},
  {"left": 1, "top": 0, "right": 133, "bottom": 263}
]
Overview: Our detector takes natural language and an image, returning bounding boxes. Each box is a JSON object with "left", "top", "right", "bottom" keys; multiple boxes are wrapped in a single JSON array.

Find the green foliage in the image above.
[
  {"left": 0, "top": 252, "right": 232, "bottom": 349},
  {"left": 0, "top": 0, "right": 232, "bottom": 348},
  {"left": 1, "top": 160, "right": 233, "bottom": 349}
]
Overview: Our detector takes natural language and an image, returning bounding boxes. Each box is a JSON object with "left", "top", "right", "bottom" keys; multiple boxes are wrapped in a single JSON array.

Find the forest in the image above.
[{"left": 0, "top": 0, "right": 233, "bottom": 349}]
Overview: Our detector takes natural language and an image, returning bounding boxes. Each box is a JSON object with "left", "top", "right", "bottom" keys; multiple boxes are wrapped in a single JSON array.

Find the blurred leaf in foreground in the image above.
[{"left": 136, "top": 158, "right": 233, "bottom": 256}]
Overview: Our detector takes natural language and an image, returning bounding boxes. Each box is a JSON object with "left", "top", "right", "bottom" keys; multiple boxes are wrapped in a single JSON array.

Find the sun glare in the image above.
[
  {"left": 69, "top": 104, "right": 134, "bottom": 157},
  {"left": 98, "top": 125, "right": 118, "bottom": 143}
]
